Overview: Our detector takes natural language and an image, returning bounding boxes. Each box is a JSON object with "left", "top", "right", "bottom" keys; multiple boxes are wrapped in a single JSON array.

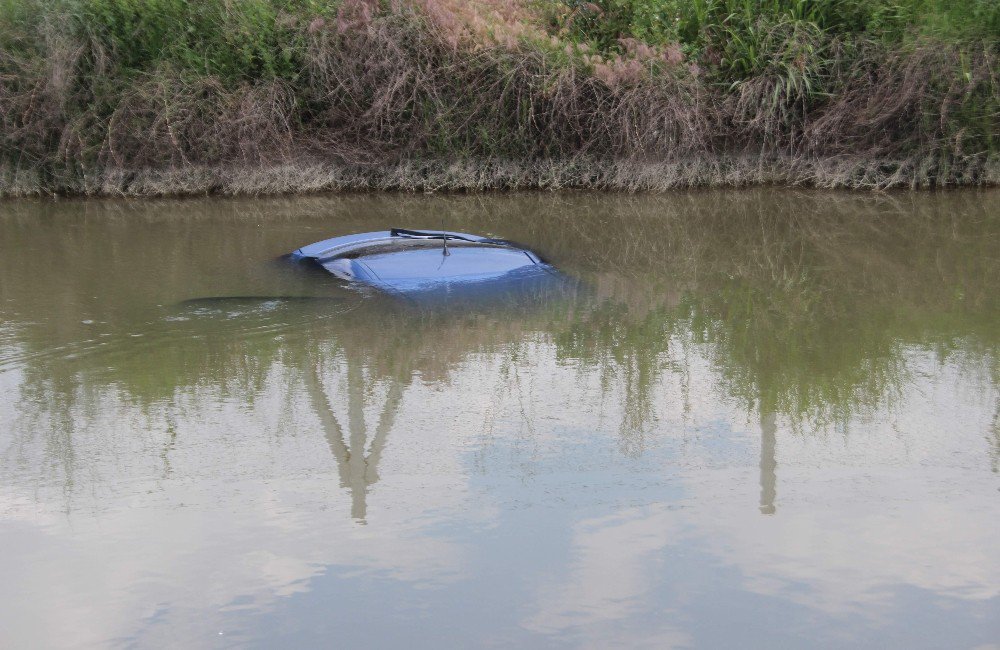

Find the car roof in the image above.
[
  {"left": 292, "top": 229, "right": 507, "bottom": 263},
  {"left": 291, "top": 229, "right": 565, "bottom": 303}
]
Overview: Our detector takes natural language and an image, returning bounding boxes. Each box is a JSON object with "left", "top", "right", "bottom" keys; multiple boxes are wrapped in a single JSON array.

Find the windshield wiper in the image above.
[{"left": 389, "top": 228, "right": 479, "bottom": 243}]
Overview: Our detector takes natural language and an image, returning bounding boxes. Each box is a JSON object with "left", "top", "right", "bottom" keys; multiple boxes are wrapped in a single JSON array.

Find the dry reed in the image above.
[{"left": 1, "top": 2, "right": 997, "bottom": 196}]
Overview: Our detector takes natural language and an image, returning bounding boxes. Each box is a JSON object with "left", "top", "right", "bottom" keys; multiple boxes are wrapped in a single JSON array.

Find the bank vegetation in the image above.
[{"left": 1, "top": 0, "right": 998, "bottom": 195}]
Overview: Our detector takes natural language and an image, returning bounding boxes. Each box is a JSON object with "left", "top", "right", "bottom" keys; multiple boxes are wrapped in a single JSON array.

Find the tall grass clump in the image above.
[{"left": 0, "top": 0, "right": 997, "bottom": 195}]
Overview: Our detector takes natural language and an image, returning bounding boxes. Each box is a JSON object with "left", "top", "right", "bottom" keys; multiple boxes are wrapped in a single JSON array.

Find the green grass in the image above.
[
  {"left": 1, "top": 0, "right": 332, "bottom": 81},
  {"left": 0, "top": 0, "right": 997, "bottom": 193},
  {"left": 553, "top": 0, "right": 1000, "bottom": 54}
]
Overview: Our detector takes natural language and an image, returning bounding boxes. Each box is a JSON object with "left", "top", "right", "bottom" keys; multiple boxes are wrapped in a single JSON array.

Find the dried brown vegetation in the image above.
[{"left": 0, "top": 2, "right": 997, "bottom": 196}]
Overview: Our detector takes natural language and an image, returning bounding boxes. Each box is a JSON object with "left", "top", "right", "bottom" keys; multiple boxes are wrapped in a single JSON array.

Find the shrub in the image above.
[
  {"left": 4, "top": 0, "right": 332, "bottom": 82},
  {"left": 0, "top": 0, "right": 997, "bottom": 193}
]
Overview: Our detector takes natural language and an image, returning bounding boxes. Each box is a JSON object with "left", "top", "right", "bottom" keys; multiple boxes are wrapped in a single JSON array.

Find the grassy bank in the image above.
[{"left": 1, "top": 0, "right": 998, "bottom": 195}]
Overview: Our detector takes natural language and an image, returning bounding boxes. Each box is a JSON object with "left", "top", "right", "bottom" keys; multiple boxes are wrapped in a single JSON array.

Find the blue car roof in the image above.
[
  {"left": 291, "top": 229, "right": 567, "bottom": 304},
  {"left": 292, "top": 229, "right": 504, "bottom": 260}
]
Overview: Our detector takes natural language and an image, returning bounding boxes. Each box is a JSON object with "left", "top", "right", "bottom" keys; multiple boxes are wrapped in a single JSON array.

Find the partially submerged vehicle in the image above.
[{"left": 291, "top": 228, "right": 572, "bottom": 305}]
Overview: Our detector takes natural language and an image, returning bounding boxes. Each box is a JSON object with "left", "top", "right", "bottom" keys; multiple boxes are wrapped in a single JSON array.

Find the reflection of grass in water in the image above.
[
  {"left": 992, "top": 401, "right": 1000, "bottom": 473},
  {"left": 554, "top": 301, "right": 678, "bottom": 456},
  {"left": 3, "top": 191, "right": 998, "bottom": 481},
  {"left": 550, "top": 286, "right": 905, "bottom": 448},
  {"left": 686, "top": 283, "right": 908, "bottom": 426},
  {"left": 548, "top": 193, "right": 999, "bottom": 438},
  {"left": 685, "top": 210, "right": 999, "bottom": 427},
  {"left": 552, "top": 272, "right": 997, "bottom": 450}
]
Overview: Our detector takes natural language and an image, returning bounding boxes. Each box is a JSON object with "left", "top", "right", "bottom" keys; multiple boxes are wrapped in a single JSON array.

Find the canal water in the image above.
[{"left": 1, "top": 191, "right": 998, "bottom": 648}]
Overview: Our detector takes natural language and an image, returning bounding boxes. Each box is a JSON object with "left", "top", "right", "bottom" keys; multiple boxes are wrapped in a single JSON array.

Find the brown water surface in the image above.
[{"left": 1, "top": 191, "right": 998, "bottom": 648}]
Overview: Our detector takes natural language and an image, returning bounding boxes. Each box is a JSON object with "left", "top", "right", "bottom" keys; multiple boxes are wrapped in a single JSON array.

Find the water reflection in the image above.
[
  {"left": 0, "top": 190, "right": 998, "bottom": 647},
  {"left": 759, "top": 410, "right": 777, "bottom": 515},
  {"left": 306, "top": 358, "right": 405, "bottom": 522}
]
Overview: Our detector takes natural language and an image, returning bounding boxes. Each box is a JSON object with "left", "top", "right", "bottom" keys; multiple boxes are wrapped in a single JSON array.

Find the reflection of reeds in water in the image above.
[
  {"left": 989, "top": 402, "right": 1000, "bottom": 473},
  {"left": 305, "top": 354, "right": 405, "bottom": 523},
  {"left": 2, "top": 191, "right": 997, "bottom": 495},
  {"left": 553, "top": 301, "right": 678, "bottom": 457}
]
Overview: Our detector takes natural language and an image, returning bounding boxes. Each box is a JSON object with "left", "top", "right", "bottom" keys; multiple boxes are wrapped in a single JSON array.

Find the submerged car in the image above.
[{"left": 291, "top": 228, "right": 572, "bottom": 305}]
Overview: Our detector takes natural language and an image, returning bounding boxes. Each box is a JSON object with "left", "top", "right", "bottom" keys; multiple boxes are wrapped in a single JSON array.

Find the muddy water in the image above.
[{"left": 1, "top": 191, "right": 998, "bottom": 648}]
